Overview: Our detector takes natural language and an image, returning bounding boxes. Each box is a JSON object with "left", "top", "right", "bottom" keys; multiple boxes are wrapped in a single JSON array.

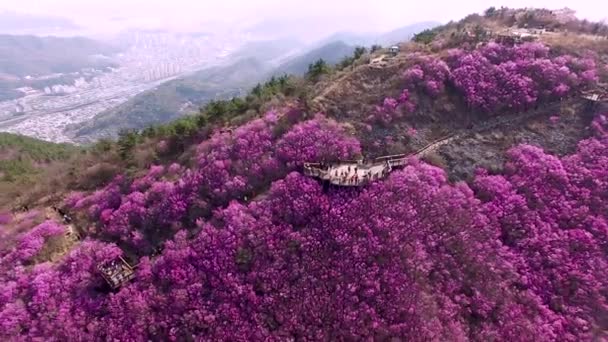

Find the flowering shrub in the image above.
[
  {"left": 14, "top": 221, "right": 65, "bottom": 261},
  {"left": 450, "top": 43, "right": 598, "bottom": 112},
  {"left": 0, "top": 212, "right": 10, "bottom": 225},
  {"left": 371, "top": 90, "right": 416, "bottom": 125},
  {"left": 167, "top": 163, "right": 182, "bottom": 175},
  {"left": 277, "top": 114, "right": 361, "bottom": 165},
  {"left": 404, "top": 56, "right": 451, "bottom": 96},
  {"left": 474, "top": 146, "right": 608, "bottom": 338},
  {"left": 130, "top": 165, "right": 165, "bottom": 192},
  {"left": 63, "top": 111, "right": 360, "bottom": 248},
  {"left": 1, "top": 111, "right": 606, "bottom": 340},
  {"left": 196, "top": 112, "right": 282, "bottom": 203}
]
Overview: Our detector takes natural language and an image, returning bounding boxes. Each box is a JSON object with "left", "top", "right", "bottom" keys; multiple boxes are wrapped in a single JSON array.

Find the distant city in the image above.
[{"left": 0, "top": 30, "right": 249, "bottom": 143}]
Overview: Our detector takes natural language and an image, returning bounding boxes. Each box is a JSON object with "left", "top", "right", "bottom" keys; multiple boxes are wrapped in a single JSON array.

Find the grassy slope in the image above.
[{"left": 0, "top": 132, "right": 78, "bottom": 182}]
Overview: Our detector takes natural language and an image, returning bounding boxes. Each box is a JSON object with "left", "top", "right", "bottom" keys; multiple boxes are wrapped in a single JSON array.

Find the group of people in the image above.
[
  {"left": 98, "top": 258, "right": 135, "bottom": 289},
  {"left": 329, "top": 165, "right": 389, "bottom": 186},
  {"left": 305, "top": 161, "right": 395, "bottom": 186},
  {"left": 332, "top": 166, "right": 361, "bottom": 185},
  {"left": 51, "top": 205, "right": 73, "bottom": 224}
]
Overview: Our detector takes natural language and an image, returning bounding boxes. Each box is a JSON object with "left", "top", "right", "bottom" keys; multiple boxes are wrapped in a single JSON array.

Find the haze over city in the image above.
[{"left": 0, "top": 0, "right": 606, "bottom": 40}]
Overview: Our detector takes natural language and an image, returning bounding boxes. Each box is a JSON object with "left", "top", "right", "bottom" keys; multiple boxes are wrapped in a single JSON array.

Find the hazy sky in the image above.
[{"left": 0, "top": 0, "right": 606, "bottom": 37}]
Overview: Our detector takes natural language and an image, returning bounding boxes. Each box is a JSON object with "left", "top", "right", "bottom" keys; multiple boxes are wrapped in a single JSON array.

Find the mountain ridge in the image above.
[{"left": 68, "top": 40, "right": 359, "bottom": 141}]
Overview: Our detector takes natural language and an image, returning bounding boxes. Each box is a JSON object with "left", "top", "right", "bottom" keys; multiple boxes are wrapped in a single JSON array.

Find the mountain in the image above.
[
  {"left": 1, "top": 8, "right": 608, "bottom": 341},
  {"left": 311, "top": 31, "right": 375, "bottom": 47},
  {"left": 0, "top": 11, "right": 79, "bottom": 33},
  {"left": 0, "top": 34, "right": 118, "bottom": 77},
  {"left": 226, "top": 38, "right": 305, "bottom": 64},
  {"left": 313, "top": 21, "right": 441, "bottom": 48},
  {"left": 272, "top": 41, "right": 356, "bottom": 75},
  {"left": 376, "top": 21, "right": 441, "bottom": 45},
  {"left": 69, "top": 58, "right": 269, "bottom": 142},
  {"left": 0, "top": 34, "right": 119, "bottom": 101}
]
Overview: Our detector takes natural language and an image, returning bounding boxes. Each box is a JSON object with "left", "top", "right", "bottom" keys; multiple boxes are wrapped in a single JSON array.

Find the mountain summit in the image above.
[{"left": 1, "top": 7, "right": 608, "bottom": 340}]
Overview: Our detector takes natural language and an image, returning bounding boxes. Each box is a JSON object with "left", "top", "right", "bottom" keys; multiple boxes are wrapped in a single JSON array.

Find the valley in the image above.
[
  {"left": 0, "top": 23, "right": 435, "bottom": 143},
  {"left": 0, "top": 30, "right": 248, "bottom": 142}
]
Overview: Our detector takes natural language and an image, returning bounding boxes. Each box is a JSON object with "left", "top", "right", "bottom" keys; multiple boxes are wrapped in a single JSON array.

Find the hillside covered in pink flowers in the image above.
[{"left": 1, "top": 7, "right": 608, "bottom": 341}]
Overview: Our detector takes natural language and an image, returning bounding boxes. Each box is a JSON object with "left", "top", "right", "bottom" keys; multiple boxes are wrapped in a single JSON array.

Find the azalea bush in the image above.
[
  {"left": 403, "top": 56, "right": 451, "bottom": 96},
  {"left": 0, "top": 111, "right": 606, "bottom": 340},
  {"left": 371, "top": 90, "right": 416, "bottom": 125},
  {"left": 0, "top": 212, "right": 10, "bottom": 225},
  {"left": 450, "top": 43, "right": 598, "bottom": 112},
  {"left": 402, "top": 43, "right": 598, "bottom": 114},
  {"left": 277, "top": 114, "right": 361, "bottom": 165},
  {"left": 63, "top": 111, "right": 360, "bottom": 250}
]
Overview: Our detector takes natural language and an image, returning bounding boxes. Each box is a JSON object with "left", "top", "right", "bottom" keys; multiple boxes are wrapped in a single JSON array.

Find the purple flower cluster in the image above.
[
  {"left": 372, "top": 90, "right": 416, "bottom": 125},
  {"left": 449, "top": 43, "right": 598, "bottom": 112},
  {"left": 13, "top": 220, "right": 65, "bottom": 261},
  {"left": 1, "top": 36, "right": 607, "bottom": 340},
  {"left": 0, "top": 212, "right": 11, "bottom": 225},
  {"left": 62, "top": 111, "right": 360, "bottom": 252},
  {"left": 0, "top": 110, "right": 606, "bottom": 340},
  {"left": 403, "top": 56, "right": 451, "bottom": 96},
  {"left": 277, "top": 114, "right": 361, "bottom": 165}
]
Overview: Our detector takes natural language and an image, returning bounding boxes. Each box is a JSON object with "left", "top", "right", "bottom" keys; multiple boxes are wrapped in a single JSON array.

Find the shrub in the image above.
[
  {"left": 306, "top": 59, "right": 331, "bottom": 82},
  {"left": 413, "top": 28, "right": 438, "bottom": 44},
  {"left": 450, "top": 43, "right": 598, "bottom": 112},
  {"left": 78, "top": 163, "right": 121, "bottom": 190}
]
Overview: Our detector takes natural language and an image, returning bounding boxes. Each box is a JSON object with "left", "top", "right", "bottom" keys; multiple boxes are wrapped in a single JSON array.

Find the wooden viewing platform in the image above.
[
  {"left": 98, "top": 256, "right": 135, "bottom": 289},
  {"left": 581, "top": 89, "right": 608, "bottom": 110},
  {"left": 304, "top": 155, "right": 409, "bottom": 187},
  {"left": 581, "top": 92, "right": 608, "bottom": 103},
  {"left": 304, "top": 134, "right": 456, "bottom": 187}
]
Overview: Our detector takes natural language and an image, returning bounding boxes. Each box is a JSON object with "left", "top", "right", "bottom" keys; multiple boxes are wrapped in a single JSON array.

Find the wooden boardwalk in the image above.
[
  {"left": 304, "top": 97, "right": 579, "bottom": 187},
  {"left": 303, "top": 135, "right": 453, "bottom": 186},
  {"left": 304, "top": 160, "right": 392, "bottom": 186}
]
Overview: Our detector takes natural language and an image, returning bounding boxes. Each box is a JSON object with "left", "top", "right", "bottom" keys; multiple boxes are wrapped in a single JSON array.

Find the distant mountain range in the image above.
[
  {"left": 272, "top": 41, "right": 356, "bottom": 76},
  {"left": 314, "top": 21, "right": 440, "bottom": 47},
  {"left": 226, "top": 38, "right": 305, "bottom": 64},
  {"left": 380, "top": 21, "right": 442, "bottom": 44},
  {"left": 0, "top": 34, "right": 120, "bottom": 101},
  {"left": 0, "top": 35, "right": 118, "bottom": 77},
  {"left": 0, "top": 11, "right": 79, "bottom": 34}
]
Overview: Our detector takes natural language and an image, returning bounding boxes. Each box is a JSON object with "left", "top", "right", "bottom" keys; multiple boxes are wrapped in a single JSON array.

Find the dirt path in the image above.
[
  {"left": 414, "top": 135, "right": 458, "bottom": 157},
  {"left": 44, "top": 207, "right": 80, "bottom": 240},
  {"left": 311, "top": 71, "right": 356, "bottom": 107}
]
